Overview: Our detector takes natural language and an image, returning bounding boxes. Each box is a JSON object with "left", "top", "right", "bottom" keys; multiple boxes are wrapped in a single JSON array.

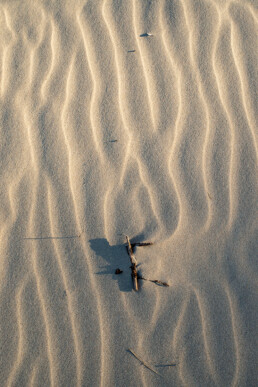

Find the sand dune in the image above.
[{"left": 0, "top": 1, "right": 257, "bottom": 386}]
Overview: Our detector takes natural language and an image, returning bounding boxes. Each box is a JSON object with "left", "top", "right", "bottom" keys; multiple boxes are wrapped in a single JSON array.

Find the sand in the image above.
[{"left": 0, "top": 1, "right": 257, "bottom": 386}]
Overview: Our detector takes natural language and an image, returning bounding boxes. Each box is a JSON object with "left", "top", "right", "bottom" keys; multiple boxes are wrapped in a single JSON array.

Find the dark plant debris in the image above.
[
  {"left": 128, "top": 348, "right": 162, "bottom": 377},
  {"left": 138, "top": 275, "right": 169, "bottom": 287},
  {"left": 126, "top": 236, "right": 139, "bottom": 291},
  {"left": 140, "top": 32, "right": 153, "bottom": 37},
  {"left": 124, "top": 236, "right": 169, "bottom": 291}
]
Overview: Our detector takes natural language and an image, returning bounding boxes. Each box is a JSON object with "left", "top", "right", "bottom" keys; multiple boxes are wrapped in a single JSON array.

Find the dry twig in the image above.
[
  {"left": 126, "top": 236, "right": 138, "bottom": 291},
  {"left": 128, "top": 349, "right": 161, "bottom": 377},
  {"left": 131, "top": 242, "right": 153, "bottom": 250},
  {"left": 138, "top": 275, "right": 169, "bottom": 287},
  {"left": 124, "top": 236, "right": 168, "bottom": 290}
]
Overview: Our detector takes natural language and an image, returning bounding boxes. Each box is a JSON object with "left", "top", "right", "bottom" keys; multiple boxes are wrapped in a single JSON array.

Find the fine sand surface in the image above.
[{"left": 0, "top": 1, "right": 257, "bottom": 386}]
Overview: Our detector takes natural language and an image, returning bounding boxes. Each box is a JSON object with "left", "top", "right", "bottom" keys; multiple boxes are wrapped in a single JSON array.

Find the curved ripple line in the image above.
[
  {"left": 28, "top": 183, "right": 56, "bottom": 386},
  {"left": 46, "top": 181, "right": 82, "bottom": 387},
  {"left": 160, "top": 1, "right": 194, "bottom": 233},
  {"left": 212, "top": 21, "right": 235, "bottom": 230},
  {"left": 247, "top": 3, "right": 258, "bottom": 24},
  {"left": 29, "top": 360, "right": 39, "bottom": 387},
  {"left": 213, "top": 17, "right": 257, "bottom": 232},
  {"left": 26, "top": 9, "right": 46, "bottom": 86},
  {"left": 60, "top": 54, "right": 83, "bottom": 236},
  {"left": 78, "top": 241, "right": 105, "bottom": 387},
  {"left": 229, "top": 17, "right": 258, "bottom": 159},
  {"left": 160, "top": 8, "right": 184, "bottom": 234},
  {"left": 135, "top": 157, "right": 162, "bottom": 234},
  {"left": 23, "top": 111, "right": 38, "bottom": 170},
  {"left": 224, "top": 284, "right": 240, "bottom": 387},
  {"left": 102, "top": 0, "right": 133, "bottom": 184},
  {"left": 192, "top": 287, "right": 218, "bottom": 385},
  {"left": 172, "top": 293, "right": 191, "bottom": 386},
  {"left": 76, "top": 7, "right": 105, "bottom": 163},
  {"left": 180, "top": 0, "right": 212, "bottom": 231},
  {"left": 132, "top": 0, "right": 155, "bottom": 129},
  {"left": 1, "top": 8, "right": 16, "bottom": 97},
  {"left": 41, "top": 19, "right": 56, "bottom": 101},
  {"left": 6, "top": 279, "right": 28, "bottom": 387},
  {"left": 31, "top": 257, "right": 56, "bottom": 386}
]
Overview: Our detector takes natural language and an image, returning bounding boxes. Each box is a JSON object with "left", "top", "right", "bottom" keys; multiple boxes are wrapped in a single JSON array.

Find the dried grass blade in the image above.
[
  {"left": 128, "top": 349, "right": 162, "bottom": 377},
  {"left": 134, "top": 242, "right": 153, "bottom": 247},
  {"left": 139, "top": 276, "right": 169, "bottom": 287}
]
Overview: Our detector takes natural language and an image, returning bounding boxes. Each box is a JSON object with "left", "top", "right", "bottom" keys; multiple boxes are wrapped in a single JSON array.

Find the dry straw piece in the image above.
[
  {"left": 138, "top": 276, "right": 169, "bottom": 287},
  {"left": 131, "top": 242, "right": 153, "bottom": 250},
  {"left": 128, "top": 348, "right": 162, "bottom": 377},
  {"left": 126, "top": 236, "right": 139, "bottom": 291}
]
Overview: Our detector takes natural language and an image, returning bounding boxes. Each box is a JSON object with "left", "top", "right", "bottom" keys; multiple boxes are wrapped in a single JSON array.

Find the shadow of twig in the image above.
[
  {"left": 23, "top": 235, "right": 80, "bottom": 240},
  {"left": 90, "top": 238, "right": 133, "bottom": 292}
]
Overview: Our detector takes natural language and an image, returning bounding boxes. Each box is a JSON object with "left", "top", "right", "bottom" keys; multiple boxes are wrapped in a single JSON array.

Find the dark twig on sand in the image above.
[
  {"left": 138, "top": 275, "right": 169, "bottom": 287},
  {"left": 131, "top": 242, "right": 153, "bottom": 250},
  {"left": 124, "top": 236, "right": 168, "bottom": 290},
  {"left": 126, "top": 236, "right": 138, "bottom": 291},
  {"left": 128, "top": 349, "right": 162, "bottom": 377}
]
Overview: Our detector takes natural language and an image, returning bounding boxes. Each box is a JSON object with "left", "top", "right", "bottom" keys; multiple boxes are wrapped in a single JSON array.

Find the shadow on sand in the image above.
[{"left": 89, "top": 236, "right": 145, "bottom": 292}]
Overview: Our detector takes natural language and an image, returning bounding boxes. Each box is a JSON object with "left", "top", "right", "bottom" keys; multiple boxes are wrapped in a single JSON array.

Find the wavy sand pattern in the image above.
[{"left": 0, "top": 1, "right": 257, "bottom": 386}]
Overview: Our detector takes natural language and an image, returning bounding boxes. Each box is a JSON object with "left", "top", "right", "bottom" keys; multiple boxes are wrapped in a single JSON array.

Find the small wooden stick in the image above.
[
  {"left": 126, "top": 236, "right": 138, "bottom": 291},
  {"left": 138, "top": 275, "right": 169, "bottom": 287},
  {"left": 128, "top": 349, "right": 161, "bottom": 377},
  {"left": 131, "top": 242, "right": 153, "bottom": 249}
]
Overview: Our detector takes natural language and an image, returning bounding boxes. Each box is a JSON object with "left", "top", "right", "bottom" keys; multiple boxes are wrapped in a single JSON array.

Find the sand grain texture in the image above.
[{"left": 0, "top": 1, "right": 257, "bottom": 386}]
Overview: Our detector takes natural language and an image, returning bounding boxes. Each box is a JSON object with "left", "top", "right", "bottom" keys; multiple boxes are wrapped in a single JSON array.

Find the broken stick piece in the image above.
[
  {"left": 126, "top": 236, "right": 139, "bottom": 291},
  {"left": 138, "top": 275, "right": 169, "bottom": 287},
  {"left": 131, "top": 242, "right": 153, "bottom": 249},
  {"left": 150, "top": 279, "right": 169, "bottom": 287},
  {"left": 128, "top": 348, "right": 161, "bottom": 377}
]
